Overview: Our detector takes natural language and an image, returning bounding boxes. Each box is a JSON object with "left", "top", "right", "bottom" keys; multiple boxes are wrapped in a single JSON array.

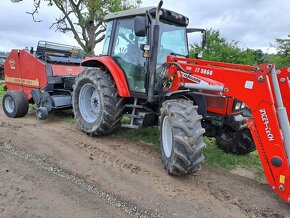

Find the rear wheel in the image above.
[
  {"left": 72, "top": 68, "right": 124, "bottom": 136},
  {"left": 160, "top": 99, "right": 206, "bottom": 175},
  {"left": 2, "top": 91, "right": 29, "bottom": 118},
  {"left": 216, "top": 128, "right": 256, "bottom": 154}
]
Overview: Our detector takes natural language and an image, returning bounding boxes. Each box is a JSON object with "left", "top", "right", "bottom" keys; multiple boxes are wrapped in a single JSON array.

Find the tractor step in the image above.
[
  {"left": 122, "top": 98, "right": 142, "bottom": 129},
  {"left": 121, "top": 124, "right": 141, "bottom": 129},
  {"left": 125, "top": 104, "right": 143, "bottom": 109},
  {"left": 123, "top": 114, "right": 142, "bottom": 119}
]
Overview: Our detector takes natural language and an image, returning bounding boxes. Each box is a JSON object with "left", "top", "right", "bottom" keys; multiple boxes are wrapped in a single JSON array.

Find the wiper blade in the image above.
[{"left": 170, "top": 52, "right": 188, "bottom": 58}]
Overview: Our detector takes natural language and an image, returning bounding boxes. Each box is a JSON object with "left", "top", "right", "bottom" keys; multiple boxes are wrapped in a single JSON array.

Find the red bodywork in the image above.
[
  {"left": 166, "top": 56, "right": 290, "bottom": 203},
  {"left": 4, "top": 49, "right": 83, "bottom": 100},
  {"left": 82, "top": 56, "right": 130, "bottom": 97}
]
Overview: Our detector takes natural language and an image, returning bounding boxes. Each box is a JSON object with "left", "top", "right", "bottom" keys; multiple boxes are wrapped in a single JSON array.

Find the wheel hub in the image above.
[
  {"left": 4, "top": 96, "right": 15, "bottom": 114},
  {"left": 79, "top": 83, "right": 101, "bottom": 124}
]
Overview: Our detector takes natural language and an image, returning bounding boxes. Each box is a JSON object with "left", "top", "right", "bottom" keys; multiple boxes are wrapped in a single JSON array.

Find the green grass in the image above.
[
  {"left": 203, "top": 137, "right": 262, "bottom": 173},
  {"left": 51, "top": 110, "right": 76, "bottom": 124},
  {"left": 0, "top": 82, "right": 5, "bottom": 101},
  {"left": 113, "top": 126, "right": 160, "bottom": 149}
]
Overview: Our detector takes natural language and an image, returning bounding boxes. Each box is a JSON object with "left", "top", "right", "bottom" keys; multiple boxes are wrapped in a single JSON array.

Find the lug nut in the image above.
[
  {"left": 280, "top": 78, "right": 286, "bottom": 83},
  {"left": 267, "top": 64, "right": 273, "bottom": 69},
  {"left": 276, "top": 70, "right": 281, "bottom": 74},
  {"left": 254, "top": 66, "right": 260, "bottom": 71},
  {"left": 279, "top": 185, "right": 284, "bottom": 191}
]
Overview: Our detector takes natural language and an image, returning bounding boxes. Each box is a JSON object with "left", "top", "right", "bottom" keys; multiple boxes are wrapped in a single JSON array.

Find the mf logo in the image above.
[{"left": 66, "top": 68, "right": 73, "bottom": 74}]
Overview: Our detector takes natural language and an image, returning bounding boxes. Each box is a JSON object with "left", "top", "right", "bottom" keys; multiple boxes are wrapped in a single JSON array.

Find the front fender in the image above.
[
  {"left": 81, "top": 56, "right": 130, "bottom": 97},
  {"left": 164, "top": 90, "right": 207, "bottom": 117}
]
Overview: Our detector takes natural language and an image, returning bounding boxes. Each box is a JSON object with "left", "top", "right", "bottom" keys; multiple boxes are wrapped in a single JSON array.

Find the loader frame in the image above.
[{"left": 166, "top": 56, "right": 290, "bottom": 203}]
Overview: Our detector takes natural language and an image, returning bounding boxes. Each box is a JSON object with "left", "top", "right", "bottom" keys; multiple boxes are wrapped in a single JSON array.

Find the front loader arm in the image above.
[
  {"left": 277, "top": 67, "right": 290, "bottom": 118},
  {"left": 166, "top": 56, "right": 290, "bottom": 203}
]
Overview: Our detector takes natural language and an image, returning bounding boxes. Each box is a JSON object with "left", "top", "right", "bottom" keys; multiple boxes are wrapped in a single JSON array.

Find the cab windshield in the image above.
[{"left": 157, "top": 21, "right": 188, "bottom": 64}]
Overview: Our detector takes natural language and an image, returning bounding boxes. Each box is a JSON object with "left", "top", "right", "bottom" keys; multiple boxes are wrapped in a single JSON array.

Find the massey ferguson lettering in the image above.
[
  {"left": 181, "top": 72, "right": 201, "bottom": 83},
  {"left": 260, "top": 109, "right": 275, "bottom": 141}
]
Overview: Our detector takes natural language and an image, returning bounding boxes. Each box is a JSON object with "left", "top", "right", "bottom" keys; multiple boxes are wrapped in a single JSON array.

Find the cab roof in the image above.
[
  {"left": 104, "top": 6, "right": 189, "bottom": 27},
  {"left": 104, "top": 7, "right": 155, "bottom": 21}
]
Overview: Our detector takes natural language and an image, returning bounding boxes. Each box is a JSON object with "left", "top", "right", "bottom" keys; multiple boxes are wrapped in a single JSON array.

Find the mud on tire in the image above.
[
  {"left": 160, "top": 99, "right": 206, "bottom": 176},
  {"left": 2, "top": 91, "right": 29, "bottom": 118},
  {"left": 72, "top": 68, "right": 124, "bottom": 136}
]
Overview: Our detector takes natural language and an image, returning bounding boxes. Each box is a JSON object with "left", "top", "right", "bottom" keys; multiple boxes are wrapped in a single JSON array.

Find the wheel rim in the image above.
[
  {"left": 4, "top": 96, "right": 15, "bottom": 114},
  {"left": 79, "top": 83, "right": 100, "bottom": 124},
  {"left": 162, "top": 116, "right": 173, "bottom": 158},
  {"left": 37, "top": 110, "right": 43, "bottom": 119}
]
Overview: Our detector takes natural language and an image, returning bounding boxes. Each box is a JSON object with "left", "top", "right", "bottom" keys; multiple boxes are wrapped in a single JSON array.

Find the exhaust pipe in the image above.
[{"left": 147, "top": 0, "right": 163, "bottom": 102}]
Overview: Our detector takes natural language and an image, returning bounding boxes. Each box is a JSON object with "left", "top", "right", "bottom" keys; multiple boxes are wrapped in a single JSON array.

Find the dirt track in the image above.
[{"left": 0, "top": 109, "right": 290, "bottom": 217}]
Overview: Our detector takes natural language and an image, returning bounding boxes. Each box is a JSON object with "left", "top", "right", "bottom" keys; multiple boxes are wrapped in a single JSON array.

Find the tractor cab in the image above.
[{"left": 102, "top": 6, "right": 205, "bottom": 94}]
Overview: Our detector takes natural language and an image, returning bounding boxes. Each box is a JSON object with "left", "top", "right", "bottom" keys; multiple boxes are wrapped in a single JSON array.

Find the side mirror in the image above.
[
  {"left": 202, "top": 30, "right": 206, "bottom": 49},
  {"left": 195, "top": 52, "right": 203, "bottom": 59},
  {"left": 186, "top": 28, "right": 206, "bottom": 49},
  {"left": 134, "top": 16, "right": 146, "bottom": 37}
]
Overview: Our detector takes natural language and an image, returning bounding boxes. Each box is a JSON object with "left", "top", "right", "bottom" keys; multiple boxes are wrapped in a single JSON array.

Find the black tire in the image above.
[
  {"left": 36, "top": 107, "right": 48, "bottom": 120},
  {"left": 216, "top": 128, "right": 256, "bottom": 154},
  {"left": 2, "top": 91, "right": 29, "bottom": 118},
  {"left": 72, "top": 68, "right": 124, "bottom": 136},
  {"left": 160, "top": 99, "right": 206, "bottom": 176}
]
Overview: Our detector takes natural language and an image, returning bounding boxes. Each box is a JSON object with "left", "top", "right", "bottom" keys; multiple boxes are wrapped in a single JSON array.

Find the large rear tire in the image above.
[
  {"left": 160, "top": 99, "right": 206, "bottom": 175},
  {"left": 2, "top": 91, "right": 29, "bottom": 118},
  {"left": 72, "top": 68, "right": 124, "bottom": 136},
  {"left": 216, "top": 128, "right": 256, "bottom": 154}
]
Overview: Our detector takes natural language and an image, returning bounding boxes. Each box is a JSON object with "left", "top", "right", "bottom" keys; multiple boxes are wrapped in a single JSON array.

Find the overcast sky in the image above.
[{"left": 0, "top": 0, "right": 289, "bottom": 54}]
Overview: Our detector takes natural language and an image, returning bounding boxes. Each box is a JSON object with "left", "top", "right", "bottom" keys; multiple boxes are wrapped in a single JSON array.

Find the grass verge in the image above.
[
  {"left": 52, "top": 110, "right": 76, "bottom": 124},
  {"left": 0, "top": 82, "right": 5, "bottom": 102}
]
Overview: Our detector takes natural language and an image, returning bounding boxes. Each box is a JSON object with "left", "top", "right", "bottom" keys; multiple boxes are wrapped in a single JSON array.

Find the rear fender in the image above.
[{"left": 81, "top": 56, "right": 130, "bottom": 97}]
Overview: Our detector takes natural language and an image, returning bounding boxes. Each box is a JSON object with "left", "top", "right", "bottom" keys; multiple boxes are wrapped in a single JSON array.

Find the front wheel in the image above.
[
  {"left": 72, "top": 68, "right": 124, "bottom": 136},
  {"left": 160, "top": 99, "right": 206, "bottom": 176},
  {"left": 215, "top": 128, "right": 256, "bottom": 154}
]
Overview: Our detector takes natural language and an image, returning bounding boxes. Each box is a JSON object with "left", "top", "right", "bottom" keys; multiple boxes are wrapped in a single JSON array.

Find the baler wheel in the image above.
[
  {"left": 2, "top": 91, "right": 29, "bottom": 118},
  {"left": 72, "top": 68, "right": 124, "bottom": 136},
  {"left": 36, "top": 107, "right": 48, "bottom": 120},
  {"left": 160, "top": 99, "right": 206, "bottom": 175},
  {"left": 215, "top": 128, "right": 256, "bottom": 154}
]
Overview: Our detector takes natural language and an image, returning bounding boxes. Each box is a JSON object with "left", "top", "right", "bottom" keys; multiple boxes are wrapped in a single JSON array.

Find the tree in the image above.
[
  {"left": 273, "top": 36, "right": 290, "bottom": 56},
  {"left": 266, "top": 36, "right": 290, "bottom": 68},
  {"left": 190, "top": 29, "right": 266, "bottom": 66},
  {"left": 12, "top": 0, "right": 141, "bottom": 56}
]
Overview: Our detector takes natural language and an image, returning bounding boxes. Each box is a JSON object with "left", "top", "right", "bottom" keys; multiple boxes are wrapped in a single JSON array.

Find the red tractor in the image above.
[
  {"left": 72, "top": 1, "right": 290, "bottom": 203},
  {"left": 2, "top": 41, "right": 84, "bottom": 119}
]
